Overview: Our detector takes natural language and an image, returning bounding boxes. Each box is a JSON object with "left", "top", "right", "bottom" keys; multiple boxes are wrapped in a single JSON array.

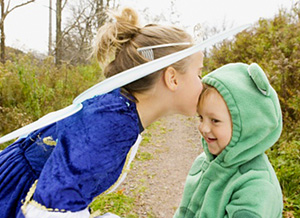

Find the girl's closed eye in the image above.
[
  {"left": 198, "top": 115, "right": 203, "bottom": 122},
  {"left": 198, "top": 68, "right": 203, "bottom": 77}
]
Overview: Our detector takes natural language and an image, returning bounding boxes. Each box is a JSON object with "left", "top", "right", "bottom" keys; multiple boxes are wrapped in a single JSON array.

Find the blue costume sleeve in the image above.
[{"left": 31, "top": 92, "right": 140, "bottom": 212}]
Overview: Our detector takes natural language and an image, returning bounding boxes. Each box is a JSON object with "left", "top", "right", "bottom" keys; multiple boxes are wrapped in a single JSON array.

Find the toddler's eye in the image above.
[{"left": 212, "top": 119, "right": 220, "bottom": 123}]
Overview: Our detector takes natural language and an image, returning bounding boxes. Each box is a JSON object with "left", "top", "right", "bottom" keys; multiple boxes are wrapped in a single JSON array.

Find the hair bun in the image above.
[
  {"left": 115, "top": 7, "right": 139, "bottom": 26},
  {"left": 93, "top": 7, "right": 140, "bottom": 63}
]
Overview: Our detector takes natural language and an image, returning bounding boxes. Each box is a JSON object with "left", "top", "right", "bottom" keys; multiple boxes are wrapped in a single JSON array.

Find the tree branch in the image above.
[
  {"left": 7, "top": 0, "right": 35, "bottom": 15},
  {"left": 62, "top": 0, "right": 68, "bottom": 11},
  {"left": 62, "top": 6, "right": 88, "bottom": 38},
  {"left": 6, "top": 0, "right": 11, "bottom": 14}
]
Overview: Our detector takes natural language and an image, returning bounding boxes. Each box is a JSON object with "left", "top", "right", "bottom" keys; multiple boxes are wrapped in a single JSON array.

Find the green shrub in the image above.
[
  {"left": 267, "top": 139, "right": 300, "bottom": 217},
  {"left": 0, "top": 53, "right": 103, "bottom": 138}
]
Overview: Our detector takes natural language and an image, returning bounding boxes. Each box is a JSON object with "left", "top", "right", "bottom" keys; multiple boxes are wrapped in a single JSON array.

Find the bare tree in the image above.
[
  {"left": 169, "top": 0, "right": 181, "bottom": 25},
  {"left": 59, "top": 0, "right": 116, "bottom": 64},
  {"left": 192, "top": 20, "right": 234, "bottom": 57},
  {"left": 141, "top": 7, "right": 167, "bottom": 24},
  {"left": 54, "top": 0, "right": 68, "bottom": 65},
  {"left": 195, "top": 18, "right": 234, "bottom": 42},
  {"left": 0, "top": 0, "right": 35, "bottom": 63},
  {"left": 55, "top": 0, "right": 62, "bottom": 65},
  {"left": 48, "top": 0, "right": 52, "bottom": 55},
  {"left": 138, "top": 0, "right": 184, "bottom": 27},
  {"left": 95, "top": 0, "right": 109, "bottom": 29}
]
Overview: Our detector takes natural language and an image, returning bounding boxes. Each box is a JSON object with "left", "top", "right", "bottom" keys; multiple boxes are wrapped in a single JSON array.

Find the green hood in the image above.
[{"left": 202, "top": 63, "right": 282, "bottom": 168}]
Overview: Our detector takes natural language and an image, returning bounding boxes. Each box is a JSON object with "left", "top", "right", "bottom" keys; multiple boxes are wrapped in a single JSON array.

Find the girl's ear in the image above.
[{"left": 163, "top": 66, "right": 179, "bottom": 91}]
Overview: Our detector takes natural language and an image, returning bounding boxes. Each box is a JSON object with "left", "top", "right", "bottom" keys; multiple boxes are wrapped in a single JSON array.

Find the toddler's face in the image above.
[{"left": 197, "top": 89, "right": 232, "bottom": 155}]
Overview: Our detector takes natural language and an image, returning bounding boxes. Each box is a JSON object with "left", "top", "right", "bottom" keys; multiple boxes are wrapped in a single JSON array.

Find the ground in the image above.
[{"left": 120, "top": 114, "right": 203, "bottom": 217}]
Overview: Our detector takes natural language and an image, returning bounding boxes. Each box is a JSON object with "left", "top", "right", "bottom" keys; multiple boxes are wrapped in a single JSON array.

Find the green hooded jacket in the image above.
[{"left": 174, "top": 63, "right": 283, "bottom": 218}]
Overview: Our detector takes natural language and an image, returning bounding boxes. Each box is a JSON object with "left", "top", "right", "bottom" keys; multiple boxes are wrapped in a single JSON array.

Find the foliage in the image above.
[
  {"left": 203, "top": 6, "right": 300, "bottom": 217},
  {"left": 267, "top": 139, "right": 300, "bottom": 218},
  {"left": 0, "top": 53, "right": 103, "bottom": 149}
]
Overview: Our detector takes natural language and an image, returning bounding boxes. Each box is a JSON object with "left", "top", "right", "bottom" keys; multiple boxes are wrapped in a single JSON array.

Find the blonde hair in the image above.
[
  {"left": 93, "top": 7, "right": 193, "bottom": 98},
  {"left": 198, "top": 84, "right": 219, "bottom": 107},
  {"left": 198, "top": 84, "right": 232, "bottom": 121}
]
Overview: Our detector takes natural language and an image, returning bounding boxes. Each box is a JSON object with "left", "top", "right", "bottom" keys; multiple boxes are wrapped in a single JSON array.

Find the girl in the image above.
[{"left": 0, "top": 7, "right": 204, "bottom": 218}]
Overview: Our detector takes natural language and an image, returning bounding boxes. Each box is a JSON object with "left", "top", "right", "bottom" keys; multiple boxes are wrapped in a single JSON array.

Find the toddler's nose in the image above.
[{"left": 198, "top": 122, "right": 210, "bottom": 134}]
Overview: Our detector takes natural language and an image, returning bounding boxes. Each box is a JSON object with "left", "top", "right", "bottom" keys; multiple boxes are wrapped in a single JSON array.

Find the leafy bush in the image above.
[
  {"left": 267, "top": 139, "right": 300, "bottom": 217},
  {"left": 0, "top": 53, "right": 103, "bottom": 134},
  {"left": 204, "top": 6, "right": 300, "bottom": 217}
]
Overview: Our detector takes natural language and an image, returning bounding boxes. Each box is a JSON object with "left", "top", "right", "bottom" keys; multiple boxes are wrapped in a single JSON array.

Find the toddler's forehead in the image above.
[
  {"left": 198, "top": 87, "right": 230, "bottom": 111},
  {"left": 198, "top": 87, "right": 222, "bottom": 104}
]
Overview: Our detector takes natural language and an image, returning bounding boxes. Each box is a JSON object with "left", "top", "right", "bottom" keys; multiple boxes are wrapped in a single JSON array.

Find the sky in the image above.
[{"left": 5, "top": 0, "right": 296, "bottom": 54}]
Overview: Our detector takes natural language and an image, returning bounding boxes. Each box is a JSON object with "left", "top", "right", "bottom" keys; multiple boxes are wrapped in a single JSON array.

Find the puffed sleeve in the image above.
[{"left": 30, "top": 94, "right": 141, "bottom": 213}]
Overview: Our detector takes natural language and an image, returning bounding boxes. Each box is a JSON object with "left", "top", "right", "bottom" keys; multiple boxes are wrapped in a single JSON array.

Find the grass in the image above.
[
  {"left": 136, "top": 151, "right": 154, "bottom": 161},
  {"left": 90, "top": 190, "right": 138, "bottom": 217}
]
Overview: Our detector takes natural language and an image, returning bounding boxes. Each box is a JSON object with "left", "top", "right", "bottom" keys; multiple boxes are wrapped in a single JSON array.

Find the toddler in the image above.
[{"left": 174, "top": 63, "right": 283, "bottom": 218}]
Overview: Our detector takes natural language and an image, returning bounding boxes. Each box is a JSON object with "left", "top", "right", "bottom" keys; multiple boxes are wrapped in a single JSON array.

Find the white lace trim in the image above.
[{"left": 24, "top": 204, "right": 90, "bottom": 218}]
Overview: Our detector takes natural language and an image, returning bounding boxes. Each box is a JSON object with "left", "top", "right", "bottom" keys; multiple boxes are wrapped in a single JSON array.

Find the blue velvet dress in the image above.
[{"left": 0, "top": 89, "right": 143, "bottom": 218}]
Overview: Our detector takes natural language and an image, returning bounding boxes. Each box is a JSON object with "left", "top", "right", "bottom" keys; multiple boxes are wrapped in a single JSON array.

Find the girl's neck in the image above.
[
  {"left": 134, "top": 76, "right": 176, "bottom": 128},
  {"left": 135, "top": 92, "right": 171, "bottom": 128}
]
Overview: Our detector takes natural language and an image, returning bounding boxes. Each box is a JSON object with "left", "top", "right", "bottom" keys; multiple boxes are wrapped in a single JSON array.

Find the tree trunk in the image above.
[
  {"left": 0, "top": 0, "right": 35, "bottom": 63},
  {"left": 55, "top": 0, "right": 62, "bottom": 65},
  {"left": 95, "top": 0, "right": 103, "bottom": 29},
  {"left": 48, "top": 0, "right": 52, "bottom": 56},
  {"left": 1, "top": 0, "right": 5, "bottom": 64}
]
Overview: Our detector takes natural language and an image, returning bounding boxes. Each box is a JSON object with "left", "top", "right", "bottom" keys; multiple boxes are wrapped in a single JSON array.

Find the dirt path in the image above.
[{"left": 121, "top": 114, "right": 203, "bottom": 217}]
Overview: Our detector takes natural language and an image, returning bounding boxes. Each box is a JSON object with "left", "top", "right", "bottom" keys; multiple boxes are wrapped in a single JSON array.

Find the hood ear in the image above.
[{"left": 247, "top": 63, "right": 271, "bottom": 96}]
